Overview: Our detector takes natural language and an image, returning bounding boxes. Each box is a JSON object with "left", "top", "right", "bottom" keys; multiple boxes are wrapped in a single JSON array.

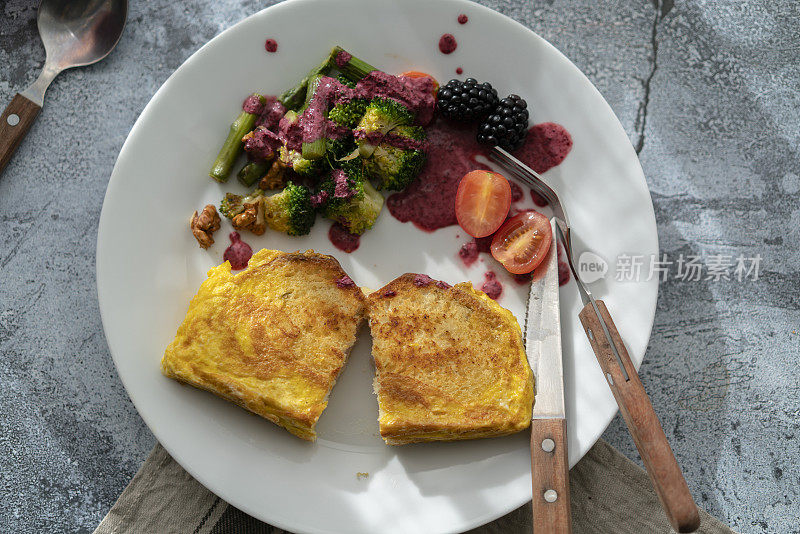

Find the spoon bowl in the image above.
[
  {"left": 0, "top": 0, "right": 127, "bottom": 174},
  {"left": 38, "top": 0, "right": 128, "bottom": 71}
]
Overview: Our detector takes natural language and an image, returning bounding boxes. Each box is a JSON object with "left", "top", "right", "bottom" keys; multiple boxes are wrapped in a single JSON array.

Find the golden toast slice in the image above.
[
  {"left": 367, "top": 274, "right": 534, "bottom": 445},
  {"left": 161, "top": 249, "right": 366, "bottom": 441}
]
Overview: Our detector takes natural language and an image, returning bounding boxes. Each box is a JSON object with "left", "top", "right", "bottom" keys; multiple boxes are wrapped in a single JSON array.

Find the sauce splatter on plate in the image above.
[{"left": 439, "top": 34, "right": 457, "bottom": 54}]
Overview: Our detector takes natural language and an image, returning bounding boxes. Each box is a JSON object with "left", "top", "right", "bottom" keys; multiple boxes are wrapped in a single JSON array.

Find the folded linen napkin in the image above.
[{"left": 94, "top": 439, "right": 734, "bottom": 534}]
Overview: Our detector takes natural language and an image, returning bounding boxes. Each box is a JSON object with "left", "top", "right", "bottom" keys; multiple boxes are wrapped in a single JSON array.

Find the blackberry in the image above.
[
  {"left": 477, "top": 94, "right": 529, "bottom": 151},
  {"left": 436, "top": 78, "right": 499, "bottom": 122}
]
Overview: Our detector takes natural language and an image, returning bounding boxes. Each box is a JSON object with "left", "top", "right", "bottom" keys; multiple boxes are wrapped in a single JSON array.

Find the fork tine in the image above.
[
  {"left": 488, "top": 147, "right": 531, "bottom": 185},
  {"left": 488, "top": 147, "right": 559, "bottom": 206},
  {"left": 489, "top": 147, "right": 541, "bottom": 188}
]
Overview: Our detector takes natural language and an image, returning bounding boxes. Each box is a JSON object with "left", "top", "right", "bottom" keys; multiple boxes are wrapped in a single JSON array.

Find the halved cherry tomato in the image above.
[
  {"left": 455, "top": 170, "right": 512, "bottom": 238},
  {"left": 401, "top": 71, "right": 439, "bottom": 95},
  {"left": 490, "top": 210, "right": 552, "bottom": 274}
]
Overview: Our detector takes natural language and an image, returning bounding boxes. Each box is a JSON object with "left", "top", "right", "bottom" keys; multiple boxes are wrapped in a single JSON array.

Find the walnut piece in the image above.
[
  {"left": 259, "top": 159, "right": 288, "bottom": 190},
  {"left": 232, "top": 199, "right": 267, "bottom": 236},
  {"left": 190, "top": 204, "right": 221, "bottom": 249}
]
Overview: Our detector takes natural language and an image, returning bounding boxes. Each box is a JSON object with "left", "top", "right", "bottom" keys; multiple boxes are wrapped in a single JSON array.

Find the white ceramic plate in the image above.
[{"left": 97, "top": 0, "right": 658, "bottom": 532}]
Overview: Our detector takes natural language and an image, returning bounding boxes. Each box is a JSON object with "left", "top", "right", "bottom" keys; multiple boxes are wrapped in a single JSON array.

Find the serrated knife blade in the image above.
[
  {"left": 527, "top": 219, "right": 564, "bottom": 420},
  {"left": 526, "top": 218, "right": 571, "bottom": 532}
]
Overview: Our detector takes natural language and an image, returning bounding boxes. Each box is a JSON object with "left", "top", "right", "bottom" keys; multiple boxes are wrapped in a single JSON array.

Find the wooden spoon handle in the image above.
[
  {"left": 579, "top": 299, "right": 700, "bottom": 533},
  {"left": 0, "top": 93, "right": 41, "bottom": 174},
  {"left": 530, "top": 418, "right": 571, "bottom": 533}
]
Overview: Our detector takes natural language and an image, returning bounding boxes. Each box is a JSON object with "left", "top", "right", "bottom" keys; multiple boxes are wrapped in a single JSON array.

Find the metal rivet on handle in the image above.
[
  {"left": 541, "top": 438, "right": 555, "bottom": 452},
  {"left": 7, "top": 114, "right": 20, "bottom": 126},
  {"left": 544, "top": 489, "right": 558, "bottom": 503},
  {"left": 606, "top": 372, "right": 614, "bottom": 385},
  {"left": 587, "top": 328, "right": 594, "bottom": 341}
]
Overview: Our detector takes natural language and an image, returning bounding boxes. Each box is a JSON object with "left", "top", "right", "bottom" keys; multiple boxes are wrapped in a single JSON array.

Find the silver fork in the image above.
[
  {"left": 489, "top": 146, "right": 700, "bottom": 534},
  {"left": 489, "top": 146, "right": 627, "bottom": 378}
]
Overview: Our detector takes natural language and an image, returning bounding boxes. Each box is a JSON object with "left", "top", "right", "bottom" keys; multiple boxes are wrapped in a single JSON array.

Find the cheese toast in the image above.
[
  {"left": 161, "top": 249, "right": 367, "bottom": 441},
  {"left": 367, "top": 274, "right": 534, "bottom": 445}
]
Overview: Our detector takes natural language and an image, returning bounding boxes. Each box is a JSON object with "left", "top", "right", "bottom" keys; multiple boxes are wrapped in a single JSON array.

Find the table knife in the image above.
[
  {"left": 527, "top": 219, "right": 572, "bottom": 533},
  {"left": 491, "top": 146, "right": 700, "bottom": 533}
]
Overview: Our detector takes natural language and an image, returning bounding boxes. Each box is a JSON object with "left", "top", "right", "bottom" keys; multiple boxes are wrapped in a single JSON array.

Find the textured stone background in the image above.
[{"left": 1, "top": 0, "right": 797, "bottom": 532}]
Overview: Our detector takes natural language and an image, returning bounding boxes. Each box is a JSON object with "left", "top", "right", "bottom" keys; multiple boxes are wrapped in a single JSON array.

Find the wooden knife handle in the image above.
[
  {"left": 0, "top": 93, "right": 41, "bottom": 174},
  {"left": 530, "top": 418, "right": 571, "bottom": 533},
  {"left": 579, "top": 300, "right": 700, "bottom": 533}
]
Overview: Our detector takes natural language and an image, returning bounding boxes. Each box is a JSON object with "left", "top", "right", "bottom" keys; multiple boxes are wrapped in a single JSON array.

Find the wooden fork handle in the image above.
[
  {"left": 531, "top": 418, "right": 572, "bottom": 533},
  {"left": 579, "top": 300, "right": 700, "bottom": 533},
  {"left": 0, "top": 93, "right": 41, "bottom": 174}
]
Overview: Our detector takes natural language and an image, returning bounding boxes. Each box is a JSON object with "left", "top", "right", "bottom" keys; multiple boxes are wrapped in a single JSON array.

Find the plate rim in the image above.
[{"left": 96, "top": 0, "right": 659, "bottom": 532}]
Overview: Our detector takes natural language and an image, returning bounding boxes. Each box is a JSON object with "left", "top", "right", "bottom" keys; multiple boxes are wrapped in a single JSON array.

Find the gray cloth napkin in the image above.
[{"left": 94, "top": 439, "right": 735, "bottom": 534}]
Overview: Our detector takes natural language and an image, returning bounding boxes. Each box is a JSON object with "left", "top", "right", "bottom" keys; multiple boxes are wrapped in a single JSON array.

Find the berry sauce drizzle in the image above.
[
  {"left": 223, "top": 232, "right": 253, "bottom": 270},
  {"left": 388, "top": 120, "right": 572, "bottom": 232},
  {"left": 328, "top": 222, "right": 360, "bottom": 253},
  {"left": 439, "top": 34, "right": 457, "bottom": 54}
]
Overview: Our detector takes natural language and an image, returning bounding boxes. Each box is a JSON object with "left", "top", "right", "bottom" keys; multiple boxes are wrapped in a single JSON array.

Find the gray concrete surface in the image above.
[{"left": 1, "top": 0, "right": 797, "bottom": 532}]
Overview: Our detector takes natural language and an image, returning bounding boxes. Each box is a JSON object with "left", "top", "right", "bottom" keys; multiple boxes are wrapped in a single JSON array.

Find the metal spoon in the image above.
[{"left": 0, "top": 0, "right": 128, "bottom": 174}]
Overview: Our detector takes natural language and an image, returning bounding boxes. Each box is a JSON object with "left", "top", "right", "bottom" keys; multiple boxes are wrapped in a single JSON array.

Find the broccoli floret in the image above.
[
  {"left": 262, "top": 182, "right": 316, "bottom": 236},
  {"left": 365, "top": 146, "right": 425, "bottom": 191},
  {"left": 354, "top": 97, "right": 414, "bottom": 139},
  {"left": 219, "top": 189, "right": 265, "bottom": 219},
  {"left": 326, "top": 135, "right": 360, "bottom": 163},
  {"left": 279, "top": 136, "right": 357, "bottom": 179},
  {"left": 294, "top": 153, "right": 325, "bottom": 177},
  {"left": 328, "top": 159, "right": 365, "bottom": 194},
  {"left": 328, "top": 98, "right": 368, "bottom": 128},
  {"left": 325, "top": 179, "right": 384, "bottom": 235},
  {"left": 279, "top": 146, "right": 326, "bottom": 178},
  {"left": 392, "top": 124, "right": 426, "bottom": 142},
  {"left": 318, "top": 162, "right": 384, "bottom": 235},
  {"left": 315, "top": 162, "right": 362, "bottom": 207},
  {"left": 361, "top": 125, "right": 426, "bottom": 191},
  {"left": 336, "top": 74, "right": 356, "bottom": 89}
]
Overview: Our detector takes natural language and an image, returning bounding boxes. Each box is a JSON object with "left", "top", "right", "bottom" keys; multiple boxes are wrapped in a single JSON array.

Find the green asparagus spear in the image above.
[
  {"left": 300, "top": 75, "right": 327, "bottom": 160},
  {"left": 299, "top": 74, "right": 324, "bottom": 113},
  {"left": 209, "top": 95, "right": 265, "bottom": 182},
  {"left": 331, "top": 46, "right": 377, "bottom": 82},
  {"left": 278, "top": 47, "right": 377, "bottom": 111},
  {"left": 301, "top": 138, "right": 327, "bottom": 161},
  {"left": 282, "top": 47, "right": 377, "bottom": 160},
  {"left": 237, "top": 160, "right": 269, "bottom": 187},
  {"left": 278, "top": 50, "right": 337, "bottom": 111}
]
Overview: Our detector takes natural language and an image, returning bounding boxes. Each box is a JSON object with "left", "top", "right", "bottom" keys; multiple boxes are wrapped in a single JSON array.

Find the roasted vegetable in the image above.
[
  {"left": 220, "top": 188, "right": 265, "bottom": 219},
  {"left": 209, "top": 93, "right": 265, "bottom": 182},
  {"left": 262, "top": 182, "right": 316, "bottom": 236},
  {"left": 318, "top": 161, "right": 384, "bottom": 235}
]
